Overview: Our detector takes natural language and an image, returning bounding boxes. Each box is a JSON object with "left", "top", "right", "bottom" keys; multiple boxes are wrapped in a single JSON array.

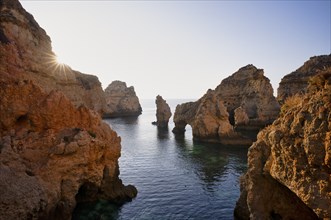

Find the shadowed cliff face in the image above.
[
  {"left": 0, "top": 0, "right": 106, "bottom": 113},
  {"left": 173, "top": 65, "right": 280, "bottom": 145},
  {"left": 235, "top": 69, "right": 331, "bottom": 219},
  {"left": 0, "top": 1, "right": 137, "bottom": 219},
  {"left": 277, "top": 54, "right": 331, "bottom": 104}
]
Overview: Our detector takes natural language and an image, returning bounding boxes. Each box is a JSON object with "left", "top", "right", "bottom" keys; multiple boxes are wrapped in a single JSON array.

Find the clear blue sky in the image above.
[{"left": 20, "top": 0, "right": 331, "bottom": 99}]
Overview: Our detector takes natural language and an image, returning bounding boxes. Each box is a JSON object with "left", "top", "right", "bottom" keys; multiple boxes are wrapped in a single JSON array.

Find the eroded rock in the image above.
[
  {"left": 235, "top": 69, "right": 331, "bottom": 219},
  {"left": 103, "top": 80, "right": 142, "bottom": 117},
  {"left": 154, "top": 95, "right": 172, "bottom": 128}
]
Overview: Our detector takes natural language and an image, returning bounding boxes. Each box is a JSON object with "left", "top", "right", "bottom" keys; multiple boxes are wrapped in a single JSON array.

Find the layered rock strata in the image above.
[
  {"left": 154, "top": 95, "right": 172, "bottom": 128},
  {"left": 173, "top": 65, "right": 279, "bottom": 145},
  {"left": 103, "top": 81, "right": 142, "bottom": 117},
  {"left": 235, "top": 69, "right": 331, "bottom": 219},
  {"left": 0, "top": 1, "right": 137, "bottom": 219},
  {"left": 0, "top": 75, "right": 137, "bottom": 220},
  {"left": 0, "top": 0, "right": 106, "bottom": 113},
  {"left": 277, "top": 54, "right": 331, "bottom": 104}
]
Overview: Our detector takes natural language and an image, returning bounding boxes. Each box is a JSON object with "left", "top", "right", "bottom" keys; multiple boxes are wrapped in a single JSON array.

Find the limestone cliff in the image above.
[
  {"left": 103, "top": 80, "right": 142, "bottom": 117},
  {"left": 154, "top": 95, "right": 172, "bottom": 128},
  {"left": 277, "top": 54, "right": 331, "bottom": 104},
  {"left": 0, "top": 0, "right": 106, "bottom": 113},
  {"left": 173, "top": 65, "right": 279, "bottom": 145},
  {"left": 0, "top": 75, "right": 137, "bottom": 220},
  {"left": 234, "top": 69, "right": 331, "bottom": 219}
]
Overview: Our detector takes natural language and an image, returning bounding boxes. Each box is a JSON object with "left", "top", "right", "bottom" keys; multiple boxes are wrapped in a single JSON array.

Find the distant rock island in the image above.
[
  {"left": 0, "top": 0, "right": 137, "bottom": 219},
  {"left": 103, "top": 80, "right": 142, "bottom": 118},
  {"left": 153, "top": 95, "right": 172, "bottom": 128},
  {"left": 173, "top": 65, "right": 280, "bottom": 145},
  {"left": 235, "top": 64, "right": 331, "bottom": 219}
]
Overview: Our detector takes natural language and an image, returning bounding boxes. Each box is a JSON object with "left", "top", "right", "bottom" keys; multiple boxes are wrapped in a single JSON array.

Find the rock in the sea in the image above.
[
  {"left": 216, "top": 64, "right": 280, "bottom": 128},
  {"left": 0, "top": 0, "right": 106, "bottom": 113},
  {"left": 173, "top": 65, "right": 279, "bottom": 145},
  {"left": 0, "top": 1, "right": 137, "bottom": 219},
  {"left": 234, "top": 68, "right": 331, "bottom": 219},
  {"left": 0, "top": 76, "right": 137, "bottom": 220},
  {"left": 154, "top": 95, "right": 172, "bottom": 128},
  {"left": 103, "top": 81, "right": 142, "bottom": 117},
  {"left": 277, "top": 54, "right": 331, "bottom": 104}
]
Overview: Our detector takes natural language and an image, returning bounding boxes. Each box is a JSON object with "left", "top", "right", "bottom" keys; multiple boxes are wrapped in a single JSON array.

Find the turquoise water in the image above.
[{"left": 73, "top": 99, "right": 248, "bottom": 220}]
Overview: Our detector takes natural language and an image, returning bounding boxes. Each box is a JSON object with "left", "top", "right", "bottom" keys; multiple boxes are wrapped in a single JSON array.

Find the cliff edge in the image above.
[
  {"left": 0, "top": 0, "right": 106, "bottom": 113},
  {"left": 234, "top": 68, "right": 331, "bottom": 219}
]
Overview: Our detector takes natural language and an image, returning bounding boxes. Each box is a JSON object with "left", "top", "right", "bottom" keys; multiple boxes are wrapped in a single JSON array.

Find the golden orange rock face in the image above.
[
  {"left": 0, "top": 0, "right": 137, "bottom": 219},
  {"left": 235, "top": 69, "right": 331, "bottom": 219}
]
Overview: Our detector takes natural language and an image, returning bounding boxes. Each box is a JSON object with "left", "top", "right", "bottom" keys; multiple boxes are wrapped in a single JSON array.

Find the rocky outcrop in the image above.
[
  {"left": 173, "top": 65, "right": 279, "bottom": 145},
  {"left": 103, "top": 81, "right": 142, "bottom": 117},
  {"left": 154, "top": 95, "right": 172, "bottom": 128},
  {"left": 234, "top": 69, "right": 331, "bottom": 219},
  {"left": 0, "top": 1, "right": 137, "bottom": 219},
  {"left": 277, "top": 54, "right": 331, "bottom": 104},
  {"left": 0, "top": 0, "right": 106, "bottom": 113},
  {"left": 0, "top": 75, "right": 137, "bottom": 220},
  {"left": 216, "top": 65, "right": 280, "bottom": 128}
]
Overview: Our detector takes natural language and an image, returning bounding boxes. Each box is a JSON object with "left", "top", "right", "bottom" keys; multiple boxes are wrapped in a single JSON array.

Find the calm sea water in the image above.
[{"left": 73, "top": 99, "right": 248, "bottom": 220}]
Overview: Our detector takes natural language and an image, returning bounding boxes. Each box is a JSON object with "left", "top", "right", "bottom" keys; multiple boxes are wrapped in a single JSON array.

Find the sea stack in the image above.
[
  {"left": 235, "top": 66, "right": 331, "bottom": 219},
  {"left": 154, "top": 95, "right": 172, "bottom": 128},
  {"left": 103, "top": 80, "right": 142, "bottom": 117},
  {"left": 173, "top": 65, "right": 280, "bottom": 145},
  {"left": 0, "top": 1, "right": 137, "bottom": 219}
]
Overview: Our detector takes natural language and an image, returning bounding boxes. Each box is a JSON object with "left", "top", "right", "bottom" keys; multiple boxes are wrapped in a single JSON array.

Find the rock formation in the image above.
[
  {"left": 0, "top": 75, "right": 137, "bottom": 220},
  {"left": 277, "top": 54, "right": 331, "bottom": 104},
  {"left": 103, "top": 81, "right": 142, "bottom": 117},
  {"left": 154, "top": 95, "right": 172, "bottom": 128},
  {"left": 234, "top": 69, "right": 331, "bottom": 219},
  {"left": 0, "top": 0, "right": 106, "bottom": 113},
  {"left": 0, "top": 1, "right": 137, "bottom": 219},
  {"left": 173, "top": 65, "right": 280, "bottom": 145}
]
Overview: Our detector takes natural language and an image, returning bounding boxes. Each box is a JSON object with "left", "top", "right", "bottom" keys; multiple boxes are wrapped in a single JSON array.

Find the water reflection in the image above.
[
  {"left": 156, "top": 126, "right": 170, "bottom": 140},
  {"left": 174, "top": 137, "right": 247, "bottom": 189}
]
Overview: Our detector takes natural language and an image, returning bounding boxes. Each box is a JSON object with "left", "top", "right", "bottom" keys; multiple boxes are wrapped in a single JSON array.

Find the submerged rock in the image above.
[
  {"left": 234, "top": 68, "right": 331, "bottom": 219},
  {"left": 173, "top": 65, "right": 279, "bottom": 145},
  {"left": 103, "top": 81, "right": 142, "bottom": 117},
  {"left": 154, "top": 95, "right": 172, "bottom": 128},
  {"left": 277, "top": 54, "right": 331, "bottom": 104}
]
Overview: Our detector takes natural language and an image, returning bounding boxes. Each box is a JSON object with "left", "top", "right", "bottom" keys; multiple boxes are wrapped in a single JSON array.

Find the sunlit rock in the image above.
[{"left": 235, "top": 68, "right": 331, "bottom": 219}]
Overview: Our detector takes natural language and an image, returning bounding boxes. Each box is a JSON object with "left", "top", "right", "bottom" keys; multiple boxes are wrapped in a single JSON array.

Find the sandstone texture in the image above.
[
  {"left": 235, "top": 69, "right": 331, "bottom": 219},
  {"left": 0, "top": 75, "right": 137, "bottom": 220},
  {"left": 0, "top": 0, "right": 106, "bottom": 113},
  {"left": 277, "top": 54, "right": 331, "bottom": 104},
  {"left": 103, "top": 81, "right": 142, "bottom": 117},
  {"left": 154, "top": 95, "right": 172, "bottom": 128},
  {"left": 173, "top": 65, "right": 279, "bottom": 145},
  {"left": 0, "top": 1, "right": 137, "bottom": 219}
]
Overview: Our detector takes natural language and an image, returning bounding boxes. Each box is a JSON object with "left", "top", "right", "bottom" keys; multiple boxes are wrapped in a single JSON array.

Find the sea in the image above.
[{"left": 73, "top": 99, "right": 248, "bottom": 220}]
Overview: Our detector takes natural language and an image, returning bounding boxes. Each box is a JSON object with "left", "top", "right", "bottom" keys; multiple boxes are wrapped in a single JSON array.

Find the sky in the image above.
[{"left": 20, "top": 0, "right": 330, "bottom": 99}]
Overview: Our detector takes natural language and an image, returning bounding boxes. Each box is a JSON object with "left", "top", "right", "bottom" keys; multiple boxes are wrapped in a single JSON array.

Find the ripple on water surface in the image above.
[{"left": 73, "top": 100, "right": 248, "bottom": 220}]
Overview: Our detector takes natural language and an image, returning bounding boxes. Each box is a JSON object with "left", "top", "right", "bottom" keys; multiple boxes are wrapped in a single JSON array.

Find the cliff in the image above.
[
  {"left": 0, "top": 0, "right": 106, "bottom": 113},
  {"left": 0, "top": 75, "right": 137, "bottom": 219},
  {"left": 173, "top": 65, "right": 279, "bottom": 145},
  {"left": 103, "top": 81, "right": 142, "bottom": 117},
  {"left": 234, "top": 69, "right": 331, "bottom": 219},
  {"left": 277, "top": 54, "right": 331, "bottom": 104},
  {"left": 154, "top": 95, "right": 172, "bottom": 128},
  {"left": 0, "top": 1, "right": 137, "bottom": 219}
]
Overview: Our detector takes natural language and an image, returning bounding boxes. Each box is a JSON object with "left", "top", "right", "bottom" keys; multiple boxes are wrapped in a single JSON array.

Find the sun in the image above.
[{"left": 43, "top": 52, "right": 72, "bottom": 79}]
